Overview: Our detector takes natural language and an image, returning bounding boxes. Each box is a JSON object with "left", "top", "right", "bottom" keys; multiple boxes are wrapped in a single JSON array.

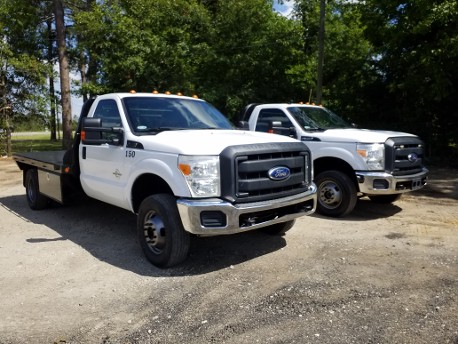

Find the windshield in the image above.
[
  {"left": 287, "top": 106, "right": 350, "bottom": 130},
  {"left": 123, "top": 97, "right": 233, "bottom": 134}
]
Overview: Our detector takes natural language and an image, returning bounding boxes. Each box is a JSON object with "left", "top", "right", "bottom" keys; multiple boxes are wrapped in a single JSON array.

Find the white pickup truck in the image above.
[
  {"left": 13, "top": 93, "right": 317, "bottom": 267},
  {"left": 239, "top": 103, "right": 428, "bottom": 217}
]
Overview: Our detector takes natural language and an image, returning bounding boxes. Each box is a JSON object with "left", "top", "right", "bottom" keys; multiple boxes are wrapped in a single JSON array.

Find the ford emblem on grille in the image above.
[
  {"left": 408, "top": 153, "right": 418, "bottom": 162},
  {"left": 268, "top": 166, "right": 291, "bottom": 181}
]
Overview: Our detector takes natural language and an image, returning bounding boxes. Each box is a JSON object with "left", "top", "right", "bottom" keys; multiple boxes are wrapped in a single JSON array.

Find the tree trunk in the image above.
[
  {"left": 53, "top": 0, "right": 73, "bottom": 149},
  {"left": 47, "top": 19, "right": 57, "bottom": 141},
  {"left": 78, "top": 45, "right": 88, "bottom": 104}
]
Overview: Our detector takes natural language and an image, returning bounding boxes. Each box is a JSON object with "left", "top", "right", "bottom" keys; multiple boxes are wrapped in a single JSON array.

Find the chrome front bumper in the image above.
[
  {"left": 356, "top": 168, "right": 428, "bottom": 195},
  {"left": 176, "top": 185, "right": 317, "bottom": 236}
]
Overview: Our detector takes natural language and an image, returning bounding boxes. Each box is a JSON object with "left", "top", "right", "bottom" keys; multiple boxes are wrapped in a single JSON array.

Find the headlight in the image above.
[
  {"left": 357, "top": 143, "right": 385, "bottom": 170},
  {"left": 178, "top": 155, "right": 220, "bottom": 197}
]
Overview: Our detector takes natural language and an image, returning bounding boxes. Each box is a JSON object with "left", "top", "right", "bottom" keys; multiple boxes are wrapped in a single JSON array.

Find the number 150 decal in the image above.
[{"left": 126, "top": 150, "right": 136, "bottom": 158}]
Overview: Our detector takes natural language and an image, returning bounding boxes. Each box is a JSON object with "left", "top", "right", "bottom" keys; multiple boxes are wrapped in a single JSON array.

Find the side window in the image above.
[
  {"left": 93, "top": 99, "right": 122, "bottom": 141},
  {"left": 255, "top": 109, "right": 293, "bottom": 132},
  {"left": 93, "top": 99, "right": 122, "bottom": 128}
]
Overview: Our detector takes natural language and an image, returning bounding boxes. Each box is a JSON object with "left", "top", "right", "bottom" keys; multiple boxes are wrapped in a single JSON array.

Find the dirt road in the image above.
[{"left": 0, "top": 158, "right": 457, "bottom": 344}]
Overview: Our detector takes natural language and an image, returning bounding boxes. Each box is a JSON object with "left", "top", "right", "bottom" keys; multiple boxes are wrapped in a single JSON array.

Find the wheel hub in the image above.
[
  {"left": 143, "top": 211, "right": 166, "bottom": 254},
  {"left": 319, "top": 181, "right": 342, "bottom": 209}
]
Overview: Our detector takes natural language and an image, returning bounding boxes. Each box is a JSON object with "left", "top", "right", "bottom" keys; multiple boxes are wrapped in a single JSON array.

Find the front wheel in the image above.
[
  {"left": 368, "top": 194, "right": 402, "bottom": 204},
  {"left": 25, "top": 169, "right": 49, "bottom": 210},
  {"left": 137, "top": 194, "right": 190, "bottom": 268},
  {"left": 315, "top": 170, "right": 357, "bottom": 217},
  {"left": 260, "top": 220, "right": 296, "bottom": 235}
]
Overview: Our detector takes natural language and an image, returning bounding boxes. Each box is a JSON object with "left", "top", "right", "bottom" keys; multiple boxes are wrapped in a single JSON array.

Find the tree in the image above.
[
  {"left": 198, "top": 0, "right": 306, "bottom": 116},
  {"left": 74, "top": 0, "right": 211, "bottom": 96},
  {"left": 360, "top": 0, "right": 458, "bottom": 153},
  {"left": 0, "top": 0, "right": 48, "bottom": 129},
  {"left": 53, "top": 0, "right": 73, "bottom": 149}
]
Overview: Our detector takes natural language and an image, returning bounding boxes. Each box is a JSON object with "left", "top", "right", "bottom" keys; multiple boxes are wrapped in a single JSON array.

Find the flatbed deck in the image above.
[{"left": 13, "top": 151, "right": 67, "bottom": 173}]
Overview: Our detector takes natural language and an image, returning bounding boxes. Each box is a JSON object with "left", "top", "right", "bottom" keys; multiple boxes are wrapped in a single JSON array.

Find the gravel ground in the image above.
[{"left": 0, "top": 158, "right": 457, "bottom": 344}]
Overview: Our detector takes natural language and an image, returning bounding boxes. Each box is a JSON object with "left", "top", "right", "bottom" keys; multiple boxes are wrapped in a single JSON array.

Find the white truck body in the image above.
[
  {"left": 14, "top": 93, "right": 317, "bottom": 267},
  {"left": 240, "top": 103, "right": 428, "bottom": 217}
]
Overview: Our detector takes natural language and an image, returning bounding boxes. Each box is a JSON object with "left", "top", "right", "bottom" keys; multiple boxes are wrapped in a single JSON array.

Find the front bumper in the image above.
[
  {"left": 176, "top": 185, "right": 317, "bottom": 236},
  {"left": 356, "top": 168, "right": 428, "bottom": 195}
]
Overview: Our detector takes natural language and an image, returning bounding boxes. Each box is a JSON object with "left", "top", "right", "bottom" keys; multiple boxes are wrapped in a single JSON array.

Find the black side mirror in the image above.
[
  {"left": 269, "top": 121, "right": 297, "bottom": 138},
  {"left": 81, "top": 118, "right": 123, "bottom": 146},
  {"left": 238, "top": 120, "right": 250, "bottom": 130}
]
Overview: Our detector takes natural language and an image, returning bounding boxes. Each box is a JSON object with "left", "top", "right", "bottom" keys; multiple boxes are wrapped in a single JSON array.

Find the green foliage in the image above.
[
  {"left": 12, "top": 113, "right": 47, "bottom": 132},
  {"left": 1, "top": 0, "right": 456, "bottom": 157},
  {"left": 197, "top": 0, "right": 307, "bottom": 117},
  {"left": 74, "top": 0, "right": 211, "bottom": 95},
  {"left": 0, "top": 0, "right": 49, "bottom": 117},
  {"left": 358, "top": 0, "right": 458, "bottom": 152}
]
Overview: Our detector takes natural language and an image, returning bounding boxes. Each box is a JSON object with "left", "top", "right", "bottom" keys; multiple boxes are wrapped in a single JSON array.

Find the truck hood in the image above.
[
  {"left": 305, "top": 128, "right": 418, "bottom": 143},
  {"left": 137, "top": 129, "right": 298, "bottom": 155}
]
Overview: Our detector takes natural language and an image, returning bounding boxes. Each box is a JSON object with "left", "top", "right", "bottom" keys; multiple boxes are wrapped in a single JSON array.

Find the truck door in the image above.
[
  {"left": 256, "top": 109, "right": 297, "bottom": 138},
  {"left": 79, "top": 99, "right": 128, "bottom": 209}
]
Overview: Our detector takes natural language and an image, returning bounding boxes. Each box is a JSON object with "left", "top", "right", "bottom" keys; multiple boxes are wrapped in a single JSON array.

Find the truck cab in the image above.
[{"left": 239, "top": 103, "right": 428, "bottom": 217}]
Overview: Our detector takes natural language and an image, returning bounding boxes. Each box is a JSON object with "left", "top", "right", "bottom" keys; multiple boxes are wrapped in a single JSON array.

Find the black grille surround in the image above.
[
  {"left": 220, "top": 142, "right": 312, "bottom": 204},
  {"left": 385, "top": 136, "right": 425, "bottom": 176}
]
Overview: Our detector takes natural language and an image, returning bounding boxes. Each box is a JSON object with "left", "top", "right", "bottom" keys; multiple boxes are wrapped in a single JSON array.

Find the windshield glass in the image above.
[
  {"left": 123, "top": 97, "right": 233, "bottom": 134},
  {"left": 287, "top": 106, "right": 350, "bottom": 130}
]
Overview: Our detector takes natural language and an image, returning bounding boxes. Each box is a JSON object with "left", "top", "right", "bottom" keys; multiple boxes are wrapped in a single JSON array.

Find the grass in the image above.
[{"left": 10, "top": 132, "right": 64, "bottom": 154}]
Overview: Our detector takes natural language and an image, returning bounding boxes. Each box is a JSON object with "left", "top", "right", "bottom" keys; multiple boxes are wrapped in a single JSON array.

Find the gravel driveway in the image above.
[{"left": 0, "top": 159, "right": 457, "bottom": 344}]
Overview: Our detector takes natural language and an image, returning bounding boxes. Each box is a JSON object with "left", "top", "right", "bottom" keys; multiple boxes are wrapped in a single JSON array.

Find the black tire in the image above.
[
  {"left": 368, "top": 194, "right": 402, "bottom": 204},
  {"left": 25, "top": 169, "right": 49, "bottom": 210},
  {"left": 137, "top": 194, "right": 191, "bottom": 268},
  {"left": 261, "top": 220, "right": 296, "bottom": 235},
  {"left": 315, "top": 170, "right": 357, "bottom": 217}
]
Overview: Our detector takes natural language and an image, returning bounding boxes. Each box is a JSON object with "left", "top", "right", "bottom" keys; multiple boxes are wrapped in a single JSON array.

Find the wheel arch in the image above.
[
  {"left": 314, "top": 157, "right": 358, "bottom": 189},
  {"left": 131, "top": 173, "right": 174, "bottom": 213}
]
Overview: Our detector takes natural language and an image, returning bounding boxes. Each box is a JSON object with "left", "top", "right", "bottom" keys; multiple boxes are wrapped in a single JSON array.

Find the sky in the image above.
[{"left": 273, "top": 0, "right": 295, "bottom": 17}]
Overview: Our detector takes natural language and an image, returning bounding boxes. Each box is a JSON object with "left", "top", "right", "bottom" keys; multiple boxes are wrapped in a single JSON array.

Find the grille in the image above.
[
  {"left": 220, "top": 142, "right": 311, "bottom": 203},
  {"left": 385, "top": 137, "right": 425, "bottom": 176}
]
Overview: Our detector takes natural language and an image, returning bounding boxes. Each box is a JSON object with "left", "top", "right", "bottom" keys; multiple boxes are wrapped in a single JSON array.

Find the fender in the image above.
[
  {"left": 124, "top": 154, "right": 192, "bottom": 211},
  {"left": 306, "top": 141, "right": 367, "bottom": 171}
]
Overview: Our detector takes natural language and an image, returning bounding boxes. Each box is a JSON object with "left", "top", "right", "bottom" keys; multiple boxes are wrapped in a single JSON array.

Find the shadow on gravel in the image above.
[
  {"left": 311, "top": 198, "right": 403, "bottom": 222},
  {"left": 414, "top": 166, "right": 458, "bottom": 201},
  {"left": 0, "top": 194, "right": 286, "bottom": 277},
  {"left": 312, "top": 166, "right": 458, "bottom": 222},
  {"left": 347, "top": 198, "right": 403, "bottom": 220}
]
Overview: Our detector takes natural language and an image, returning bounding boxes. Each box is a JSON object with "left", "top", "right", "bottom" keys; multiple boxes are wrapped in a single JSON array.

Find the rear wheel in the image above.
[
  {"left": 137, "top": 194, "right": 190, "bottom": 268},
  {"left": 261, "top": 220, "right": 296, "bottom": 235},
  {"left": 368, "top": 194, "right": 402, "bottom": 204},
  {"left": 25, "top": 169, "right": 49, "bottom": 210},
  {"left": 315, "top": 170, "right": 357, "bottom": 217}
]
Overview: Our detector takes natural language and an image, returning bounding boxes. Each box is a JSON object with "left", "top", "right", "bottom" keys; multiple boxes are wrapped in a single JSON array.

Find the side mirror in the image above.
[
  {"left": 81, "top": 117, "right": 123, "bottom": 146},
  {"left": 269, "top": 121, "right": 297, "bottom": 138},
  {"left": 238, "top": 120, "right": 250, "bottom": 130}
]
